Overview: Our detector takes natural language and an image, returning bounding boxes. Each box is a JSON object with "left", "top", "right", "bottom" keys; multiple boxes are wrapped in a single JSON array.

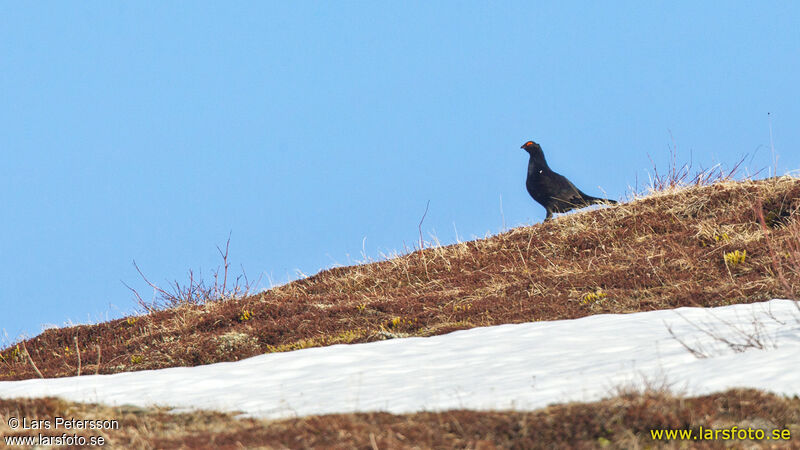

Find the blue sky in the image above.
[{"left": 2, "top": 2, "right": 799, "bottom": 340}]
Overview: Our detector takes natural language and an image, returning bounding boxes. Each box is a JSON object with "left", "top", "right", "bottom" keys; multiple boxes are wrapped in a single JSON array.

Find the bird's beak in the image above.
[{"left": 520, "top": 144, "right": 526, "bottom": 149}]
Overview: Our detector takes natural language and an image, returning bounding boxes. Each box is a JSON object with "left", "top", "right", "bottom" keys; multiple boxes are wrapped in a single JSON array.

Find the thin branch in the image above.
[
  {"left": 132, "top": 260, "right": 175, "bottom": 303},
  {"left": 665, "top": 322, "right": 709, "bottom": 358},
  {"left": 95, "top": 344, "right": 102, "bottom": 375},
  {"left": 74, "top": 336, "right": 81, "bottom": 377},
  {"left": 122, "top": 280, "right": 153, "bottom": 313},
  {"left": 125, "top": 235, "right": 255, "bottom": 311},
  {"left": 217, "top": 232, "right": 232, "bottom": 298},
  {"left": 418, "top": 200, "right": 430, "bottom": 251},
  {"left": 21, "top": 340, "right": 44, "bottom": 379}
]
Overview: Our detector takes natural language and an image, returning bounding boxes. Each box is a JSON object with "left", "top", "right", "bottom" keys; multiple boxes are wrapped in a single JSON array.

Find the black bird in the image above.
[{"left": 521, "top": 140, "right": 617, "bottom": 221}]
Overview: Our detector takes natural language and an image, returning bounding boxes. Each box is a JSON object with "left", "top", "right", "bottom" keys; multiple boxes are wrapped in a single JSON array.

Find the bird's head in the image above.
[
  {"left": 521, "top": 140, "right": 548, "bottom": 166},
  {"left": 521, "top": 140, "right": 542, "bottom": 154}
]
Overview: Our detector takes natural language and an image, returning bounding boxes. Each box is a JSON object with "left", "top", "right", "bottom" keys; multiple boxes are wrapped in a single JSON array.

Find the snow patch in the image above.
[{"left": 1, "top": 300, "right": 798, "bottom": 419}]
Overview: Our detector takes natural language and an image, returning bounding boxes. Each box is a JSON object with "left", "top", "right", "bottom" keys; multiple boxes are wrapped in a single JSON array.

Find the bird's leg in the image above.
[{"left": 545, "top": 210, "right": 553, "bottom": 221}]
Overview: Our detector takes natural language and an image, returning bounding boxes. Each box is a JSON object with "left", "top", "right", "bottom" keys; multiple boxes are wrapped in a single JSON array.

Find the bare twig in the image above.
[
  {"left": 217, "top": 232, "right": 232, "bottom": 298},
  {"left": 768, "top": 112, "right": 777, "bottom": 176},
  {"left": 667, "top": 307, "right": 778, "bottom": 360},
  {"left": 369, "top": 432, "right": 379, "bottom": 450},
  {"left": 74, "top": 336, "right": 81, "bottom": 377},
  {"left": 95, "top": 344, "right": 101, "bottom": 375},
  {"left": 666, "top": 322, "right": 710, "bottom": 358},
  {"left": 21, "top": 340, "right": 44, "bottom": 379},
  {"left": 417, "top": 200, "right": 431, "bottom": 279},
  {"left": 418, "top": 200, "right": 430, "bottom": 251},
  {"left": 132, "top": 260, "right": 174, "bottom": 301},
  {"left": 645, "top": 137, "right": 748, "bottom": 194},
  {"left": 122, "top": 280, "right": 153, "bottom": 313},
  {"left": 124, "top": 235, "right": 256, "bottom": 311}
]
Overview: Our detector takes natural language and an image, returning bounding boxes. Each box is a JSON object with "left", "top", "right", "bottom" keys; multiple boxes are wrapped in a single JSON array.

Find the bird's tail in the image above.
[{"left": 587, "top": 195, "right": 617, "bottom": 205}]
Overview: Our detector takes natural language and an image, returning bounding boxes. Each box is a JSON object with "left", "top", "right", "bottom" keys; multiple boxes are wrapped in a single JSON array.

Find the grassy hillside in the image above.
[
  {"left": 2, "top": 388, "right": 798, "bottom": 449},
  {"left": 2, "top": 177, "right": 800, "bottom": 381},
  {"left": 2, "top": 176, "right": 800, "bottom": 448}
]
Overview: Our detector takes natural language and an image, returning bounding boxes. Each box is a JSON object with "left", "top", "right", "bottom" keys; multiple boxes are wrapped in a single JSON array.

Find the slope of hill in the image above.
[
  {"left": 1, "top": 176, "right": 800, "bottom": 448},
  {"left": 2, "top": 177, "right": 799, "bottom": 382},
  {"left": 2, "top": 300, "right": 799, "bottom": 419}
]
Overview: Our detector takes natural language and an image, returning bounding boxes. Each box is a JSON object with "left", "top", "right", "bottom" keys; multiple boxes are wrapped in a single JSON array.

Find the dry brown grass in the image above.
[
  {"left": 1, "top": 388, "right": 798, "bottom": 449},
  {"left": 2, "top": 177, "right": 799, "bottom": 381}
]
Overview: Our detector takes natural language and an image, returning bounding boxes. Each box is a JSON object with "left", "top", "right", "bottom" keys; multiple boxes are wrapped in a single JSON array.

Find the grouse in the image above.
[{"left": 521, "top": 140, "right": 617, "bottom": 221}]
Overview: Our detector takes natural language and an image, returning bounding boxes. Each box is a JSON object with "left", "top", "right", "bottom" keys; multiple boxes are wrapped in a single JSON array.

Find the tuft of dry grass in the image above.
[
  {"left": 2, "top": 177, "right": 800, "bottom": 381},
  {"left": 1, "top": 388, "right": 797, "bottom": 448}
]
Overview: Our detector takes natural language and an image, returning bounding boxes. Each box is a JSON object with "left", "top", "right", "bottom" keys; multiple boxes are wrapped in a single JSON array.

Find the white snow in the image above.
[{"left": 1, "top": 300, "right": 799, "bottom": 419}]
